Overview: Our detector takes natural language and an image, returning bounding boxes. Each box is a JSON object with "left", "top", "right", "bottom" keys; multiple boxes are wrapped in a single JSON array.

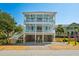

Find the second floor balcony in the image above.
[
  {"left": 25, "top": 27, "right": 55, "bottom": 33},
  {"left": 25, "top": 19, "right": 54, "bottom": 22}
]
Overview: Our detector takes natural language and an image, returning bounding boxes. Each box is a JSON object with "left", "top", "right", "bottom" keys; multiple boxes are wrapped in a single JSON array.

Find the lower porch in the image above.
[{"left": 23, "top": 35, "right": 55, "bottom": 44}]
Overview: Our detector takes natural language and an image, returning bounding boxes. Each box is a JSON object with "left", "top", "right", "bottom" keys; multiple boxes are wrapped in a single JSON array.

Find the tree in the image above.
[
  {"left": 15, "top": 25, "right": 23, "bottom": 33},
  {"left": 56, "top": 25, "right": 64, "bottom": 37},
  {"left": 67, "top": 22, "right": 79, "bottom": 45},
  {"left": 0, "top": 10, "right": 16, "bottom": 39},
  {"left": 74, "top": 27, "right": 79, "bottom": 45}
]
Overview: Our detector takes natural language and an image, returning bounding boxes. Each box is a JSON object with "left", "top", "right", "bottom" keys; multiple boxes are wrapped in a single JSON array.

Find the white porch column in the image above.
[
  {"left": 42, "top": 14, "right": 44, "bottom": 43},
  {"left": 53, "top": 15, "right": 55, "bottom": 42},
  {"left": 42, "top": 22, "right": 44, "bottom": 43},
  {"left": 35, "top": 15, "right": 37, "bottom": 44},
  {"left": 42, "top": 34, "right": 44, "bottom": 43},
  {"left": 35, "top": 33, "right": 36, "bottom": 43}
]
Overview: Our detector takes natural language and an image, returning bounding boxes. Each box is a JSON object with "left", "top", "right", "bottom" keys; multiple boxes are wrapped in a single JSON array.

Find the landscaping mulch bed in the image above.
[
  {"left": 49, "top": 44, "right": 79, "bottom": 50},
  {"left": 0, "top": 45, "right": 31, "bottom": 50},
  {"left": 1, "top": 44, "right": 79, "bottom": 50}
]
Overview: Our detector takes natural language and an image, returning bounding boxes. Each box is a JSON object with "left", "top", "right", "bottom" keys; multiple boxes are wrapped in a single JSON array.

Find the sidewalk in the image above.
[{"left": 0, "top": 50, "right": 79, "bottom": 56}]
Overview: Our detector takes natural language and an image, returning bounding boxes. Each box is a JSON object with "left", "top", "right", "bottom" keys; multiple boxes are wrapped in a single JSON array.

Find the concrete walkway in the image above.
[
  {"left": 25, "top": 42, "right": 67, "bottom": 50},
  {"left": 29, "top": 46, "right": 50, "bottom": 50}
]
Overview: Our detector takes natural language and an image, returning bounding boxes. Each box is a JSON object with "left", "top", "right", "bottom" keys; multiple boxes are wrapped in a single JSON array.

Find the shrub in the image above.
[
  {"left": 16, "top": 40, "right": 22, "bottom": 43},
  {"left": 0, "top": 40, "right": 3, "bottom": 45},
  {"left": 0, "top": 33, "right": 7, "bottom": 39},
  {"left": 55, "top": 38, "right": 64, "bottom": 42},
  {"left": 63, "top": 38, "right": 68, "bottom": 42},
  {"left": 0, "top": 39, "right": 8, "bottom": 45},
  {"left": 2, "top": 40, "right": 8, "bottom": 45}
]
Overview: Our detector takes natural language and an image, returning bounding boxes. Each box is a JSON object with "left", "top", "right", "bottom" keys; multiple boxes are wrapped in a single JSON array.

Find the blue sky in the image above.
[{"left": 0, "top": 3, "right": 79, "bottom": 25}]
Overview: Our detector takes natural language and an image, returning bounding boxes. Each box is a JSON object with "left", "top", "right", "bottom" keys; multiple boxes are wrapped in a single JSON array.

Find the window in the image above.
[
  {"left": 31, "top": 26, "right": 33, "bottom": 31},
  {"left": 26, "top": 14, "right": 30, "bottom": 19},
  {"left": 26, "top": 24, "right": 31, "bottom": 31},
  {"left": 44, "top": 14, "right": 48, "bottom": 19},
  {"left": 37, "top": 14, "right": 42, "bottom": 18},
  {"left": 44, "top": 14, "right": 49, "bottom": 22},
  {"left": 45, "top": 26, "right": 48, "bottom": 30},
  {"left": 37, "top": 14, "right": 43, "bottom": 22},
  {"left": 75, "top": 32, "right": 78, "bottom": 35},
  {"left": 31, "top": 26, "right": 35, "bottom": 32},
  {"left": 45, "top": 25, "right": 51, "bottom": 32},
  {"left": 31, "top": 14, "right": 35, "bottom": 19},
  {"left": 45, "top": 25, "right": 49, "bottom": 32},
  {"left": 37, "top": 26, "right": 42, "bottom": 32},
  {"left": 71, "top": 31, "right": 74, "bottom": 35},
  {"left": 37, "top": 18, "right": 42, "bottom": 22},
  {"left": 26, "top": 14, "right": 35, "bottom": 22}
]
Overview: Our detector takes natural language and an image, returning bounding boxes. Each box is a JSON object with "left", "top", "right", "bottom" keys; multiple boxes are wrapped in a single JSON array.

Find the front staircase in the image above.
[{"left": 10, "top": 32, "right": 24, "bottom": 40}]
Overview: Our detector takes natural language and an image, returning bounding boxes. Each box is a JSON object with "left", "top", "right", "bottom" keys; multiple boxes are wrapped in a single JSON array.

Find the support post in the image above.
[
  {"left": 42, "top": 23, "right": 44, "bottom": 43},
  {"left": 53, "top": 15, "right": 55, "bottom": 42},
  {"left": 35, "top": 24, "right": 36, "bottom": 44},
  {"left": 42, "top": 34, "right": 44, "bottom": 43},
  {"left": 42, "top": 15, "right": 44, "bottom": 43},
  {"left": 35, "top": 15, "right": 37, "bottom": 44},
  {"left": 35, "top": 33, "right": 36, "bottom": 44}
]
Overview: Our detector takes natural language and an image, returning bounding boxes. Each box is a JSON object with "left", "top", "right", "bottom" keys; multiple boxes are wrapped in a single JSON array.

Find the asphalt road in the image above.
[{"left": 0, "top": 50, "right": 79, "bottom": 56}]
